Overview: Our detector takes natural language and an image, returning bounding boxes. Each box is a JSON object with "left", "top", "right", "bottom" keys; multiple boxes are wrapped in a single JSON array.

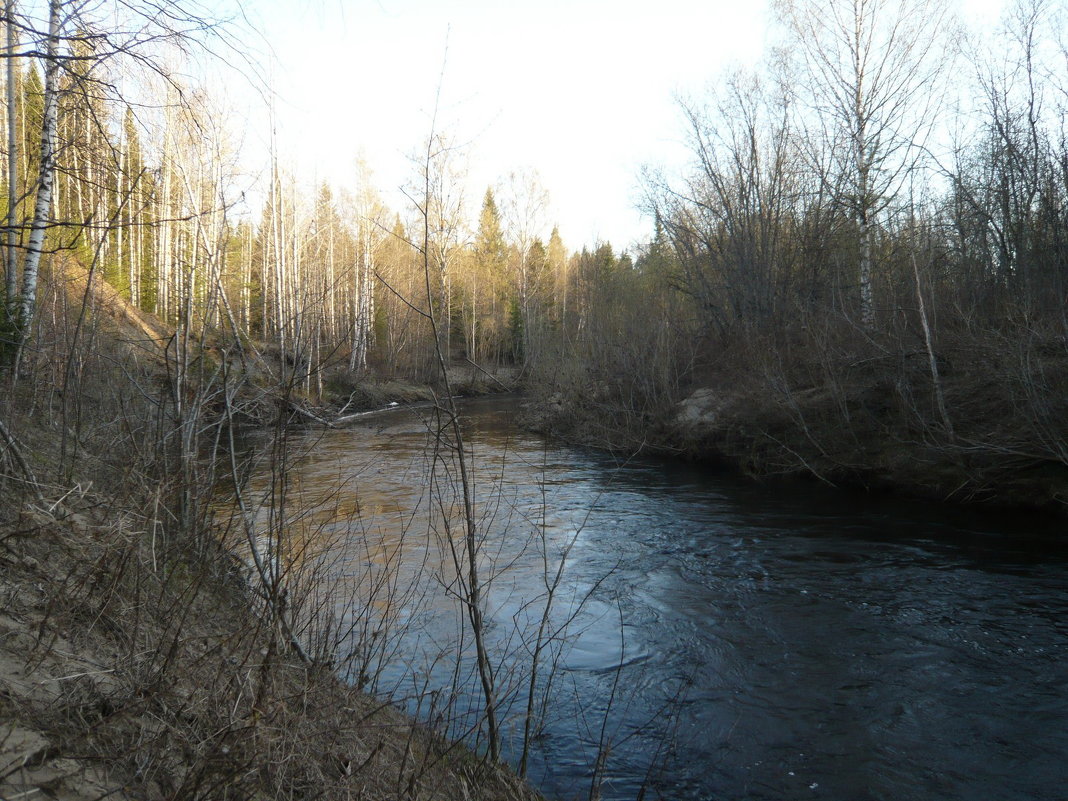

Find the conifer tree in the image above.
[
  {"left": 465, "top": 187, "right": 508, "bottom": 364},
  {"left": 547, "top": 226, "right": 569, "bottom": 330}
]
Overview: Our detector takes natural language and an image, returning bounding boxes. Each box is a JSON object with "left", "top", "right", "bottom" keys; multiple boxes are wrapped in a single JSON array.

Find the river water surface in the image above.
[{"left": 251, "top": 396, "right": 1068, "bottom": 801}]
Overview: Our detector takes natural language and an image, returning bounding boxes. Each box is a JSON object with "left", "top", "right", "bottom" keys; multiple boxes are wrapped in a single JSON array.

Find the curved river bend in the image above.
[{"left": 246, "top": 397, "right": 1068, "bottom": 801}]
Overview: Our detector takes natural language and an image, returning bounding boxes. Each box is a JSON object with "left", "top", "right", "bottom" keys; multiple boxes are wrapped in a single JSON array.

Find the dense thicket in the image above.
[
  {"left": 525, "top": 0, "right": 1068, "bottom": 506},
  {"left": 636, "top": 0, "right": 1066, "bottom": 343}
]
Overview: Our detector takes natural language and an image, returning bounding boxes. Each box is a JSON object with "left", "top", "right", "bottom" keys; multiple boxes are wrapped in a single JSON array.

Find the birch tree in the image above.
[
  {"left": 13, "top": 0, "right": 62, "bottom": 366},
  {"left": 3, "top": 3, "right": 18, "bottom": 321},
  {"left": 776, "top": 0, "right": 952, "bottom": 328},
  {"left": 499, "top": 169, "right": 549, "bottom": 361},
  {"left": 348, "top": 161, "right": 387, "bottom": 372},
  {"left": 546, "top": 225, "right": 569, "bottom": 329},
  {"left": 1, "top": 0, "right": 248, "bottom": 367},
  {"left": 406, "top": 131, "right": 468, "bottom": 374}
]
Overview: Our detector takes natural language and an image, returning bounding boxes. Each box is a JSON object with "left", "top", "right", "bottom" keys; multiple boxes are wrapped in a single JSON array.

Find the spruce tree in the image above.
[{"left": 469, "top": 188, "right": 509, "bottom": 363}]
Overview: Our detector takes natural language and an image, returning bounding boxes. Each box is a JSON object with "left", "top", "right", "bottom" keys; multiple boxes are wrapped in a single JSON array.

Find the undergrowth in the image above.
[{"left": 0, "top": 260, "right": 541, "bottom": 801}]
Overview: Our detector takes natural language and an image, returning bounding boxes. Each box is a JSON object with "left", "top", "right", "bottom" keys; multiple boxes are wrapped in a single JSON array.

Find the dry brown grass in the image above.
[{"left": 0, "top": 484, "right": 541, "bottom": 801}]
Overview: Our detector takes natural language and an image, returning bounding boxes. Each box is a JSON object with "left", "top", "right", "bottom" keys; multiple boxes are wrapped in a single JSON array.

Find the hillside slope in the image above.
[{"left": 0, "top": 260, "right": 540, "bottom": 801}]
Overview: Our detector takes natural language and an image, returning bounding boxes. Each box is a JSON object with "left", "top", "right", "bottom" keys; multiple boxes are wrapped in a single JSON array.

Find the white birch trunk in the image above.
[
  {"left": 352, "top": 243, "right": 372, "bottom": 372},
  {"left": 363, "top": 234, "right": 374, "bottom": 364},
  {"left": 16, "top": 0, "right": 62, "bottom": 351}
]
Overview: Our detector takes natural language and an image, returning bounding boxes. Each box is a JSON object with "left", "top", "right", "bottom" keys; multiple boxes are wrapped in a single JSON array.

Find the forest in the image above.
[{"left": 0, "top": 0, "right": 1066, "bottom": 799}]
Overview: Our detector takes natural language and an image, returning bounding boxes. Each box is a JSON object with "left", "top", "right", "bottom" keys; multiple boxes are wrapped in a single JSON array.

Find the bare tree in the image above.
[
  {"left": 402, "top": 56, "right": 501, "bottom": 758},
  {"left": 3, "top": 2, "right": 17, "bottom": 320},
  {"left": 653, "top": 70, "right": 802, "bottom": 332},
  {"left": 499, "top": 168, "right": 550, "bottom": 362},
  {"left": 12, "top": 0, "right": 62, "bottom": 368},
  {"left": 776, "top": 0, "right": 952, "bottom": 328}
]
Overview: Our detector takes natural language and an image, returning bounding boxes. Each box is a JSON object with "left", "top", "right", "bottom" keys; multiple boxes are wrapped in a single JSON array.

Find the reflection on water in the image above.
[{"left": 239, "top": 397, "right": 1068, "bottom": 801}]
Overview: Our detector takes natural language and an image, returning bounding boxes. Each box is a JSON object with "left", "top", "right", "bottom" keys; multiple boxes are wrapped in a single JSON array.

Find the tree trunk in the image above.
[
  {"left": 4, "top": 2, "right": 18, "bottom": 312},
  {"left": 15, "top": 0, "right": 62, "bottom": 364}
]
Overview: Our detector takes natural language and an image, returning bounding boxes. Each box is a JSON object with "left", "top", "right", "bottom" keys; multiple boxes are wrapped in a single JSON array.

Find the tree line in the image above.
[
  {"left": 0, "top": 1, "right": 615, "bottom": 393},
  {"left": 3, "top": 0, "right": 1066, "bottom": 457},
  {"left": 647, "top": 0, "right": 1067, "bottom": 346},
  {"left": 522, "top": 0, "right": 1068, "bottom": 461}
]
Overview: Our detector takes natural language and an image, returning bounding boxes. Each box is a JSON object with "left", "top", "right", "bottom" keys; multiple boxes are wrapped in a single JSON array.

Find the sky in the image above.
[{"left": 232, "top": 0, "right": 1009, "bottom": 252}]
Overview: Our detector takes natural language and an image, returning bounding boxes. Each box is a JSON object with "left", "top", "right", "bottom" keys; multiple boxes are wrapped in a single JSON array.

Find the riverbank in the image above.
[
  {"left": 231, "top": 392, "right": 1068, "bottom": 801},
  {"left": 214, "top": 349, "right": 521, "bottom": 430},
  {"left": 521, "top": 335, "right": 1068, "bottom": 517},
  {"left": 0, "top": 410, "right": 541, "bottom": 801},
  {"left": 0, "top": 266, "right": 540, "bottom": 801}
]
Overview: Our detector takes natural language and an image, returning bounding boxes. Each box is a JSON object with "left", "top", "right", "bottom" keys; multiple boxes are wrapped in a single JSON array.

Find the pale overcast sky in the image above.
[{"left": 236, "top": 0, "right": 1008, "bottom": 251}]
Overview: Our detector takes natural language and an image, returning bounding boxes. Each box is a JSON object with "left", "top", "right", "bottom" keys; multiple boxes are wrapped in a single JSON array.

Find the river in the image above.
[{"left": 243, "top": 396, "right": 1068, "bottom": 801}]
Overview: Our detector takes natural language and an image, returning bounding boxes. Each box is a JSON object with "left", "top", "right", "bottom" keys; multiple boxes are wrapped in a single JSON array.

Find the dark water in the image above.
[{"left": 255, "top": 396, "right": 1068, "bottom": 801}]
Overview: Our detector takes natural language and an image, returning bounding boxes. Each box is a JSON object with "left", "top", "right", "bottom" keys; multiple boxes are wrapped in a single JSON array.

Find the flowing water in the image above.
[{"left": 246, "top": 396, "right": 1068, "bottom": 801}]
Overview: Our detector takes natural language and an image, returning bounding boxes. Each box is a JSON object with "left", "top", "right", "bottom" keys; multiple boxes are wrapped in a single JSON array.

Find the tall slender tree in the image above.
[
  {"left": 13, "top": 0, "right": 62, "bottom": 367},
  {"left": 776, "top": 0, "right": 951, "bottom": 328},
  {"left": 3, "top": 2, "right": 18, "bottom": 320}
]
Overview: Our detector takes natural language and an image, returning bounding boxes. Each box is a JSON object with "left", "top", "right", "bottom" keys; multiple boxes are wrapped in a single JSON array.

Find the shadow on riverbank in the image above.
[{"left": 520, "top": 334, "right": 1068, "bottom": 519}]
